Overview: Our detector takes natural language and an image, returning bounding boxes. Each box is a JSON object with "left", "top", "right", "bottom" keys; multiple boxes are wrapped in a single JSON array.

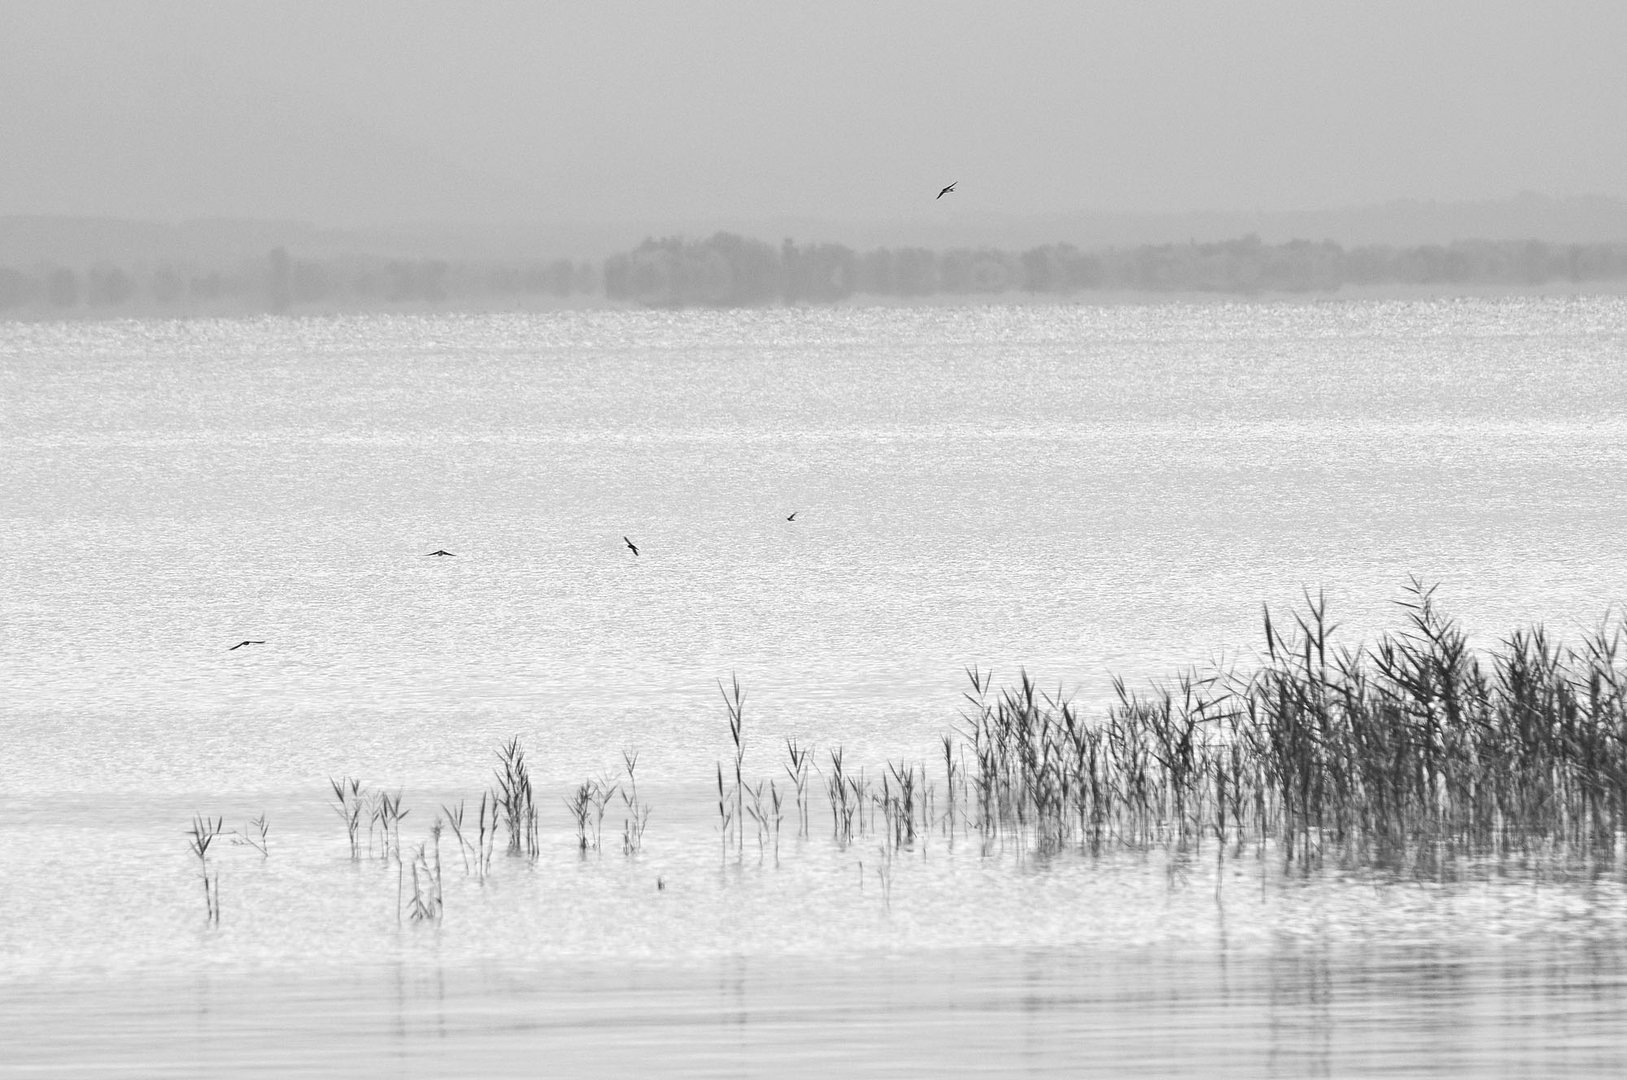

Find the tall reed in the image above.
[
  {"left": 440, "top": 798, "right": 495, "bottom": 879},
  {"left": 784, "top": 737, "right": 813, "bottom": 838},
  {"left": 494, "top": 737, "right": 539, "bottom": 859},
  {"left": 620, "top": 751, "right": 651, "bottom": 855},
  {"left": 826, "top": 746, "right": 856, "bottom": 845},
  {"left": 720, "top": 674, "right": 746, "bottom": 859},
  {"left": 566, "top": 775, "right": 617, "bottom": 852},
  {"left": 371, "top": 789, "right": 408, "bottom": 864},
  {"left": 329, "top": 777, "right": 366, "bottom": 860},
  {"left": 882, "top": 760, "right": 919, "bottom": 848}
]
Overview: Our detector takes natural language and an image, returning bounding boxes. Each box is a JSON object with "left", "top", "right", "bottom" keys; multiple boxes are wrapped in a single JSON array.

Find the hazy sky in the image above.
[{"left": 3, "top": 1, "right": 1625, "bottom": 227}]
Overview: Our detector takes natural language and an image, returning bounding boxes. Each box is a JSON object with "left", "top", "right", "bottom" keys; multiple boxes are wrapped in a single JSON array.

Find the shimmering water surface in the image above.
[{"left": 5, "top": 298, "right": 1627, "bottom": 1076}]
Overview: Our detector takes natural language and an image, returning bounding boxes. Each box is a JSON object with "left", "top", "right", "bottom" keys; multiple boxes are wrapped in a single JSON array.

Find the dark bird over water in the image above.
[
  {"left": 425, "top": 550, "right": 455, "bottom": 556},
  {"left": 786, "top": 511, "right": 798, "bottom": 521},
  {"left": 228, "top": 640, "right": 265, "bottom": 651},
  {"left": 624, "top": 536, "right": 639, "bottom": 556},
  {"left": 936, "top": 181, "right": 957, "bottom": 199}
]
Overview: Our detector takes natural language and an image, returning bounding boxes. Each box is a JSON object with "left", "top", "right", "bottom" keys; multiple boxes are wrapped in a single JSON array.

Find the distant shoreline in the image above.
[
  {"left": 833, "top": 279, "right": 1627, "bottom": 308},
  {"left": 6, "top": 231, "right": 1627, "bottom": 321},
  {"left": 4, "top": 280, "right": 1626, "bottom": 323}
]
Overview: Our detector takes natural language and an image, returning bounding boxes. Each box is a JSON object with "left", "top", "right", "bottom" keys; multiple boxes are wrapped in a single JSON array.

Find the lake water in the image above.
[{"left": 4, "top": 297, "right": 1627, "bottom": 1075}]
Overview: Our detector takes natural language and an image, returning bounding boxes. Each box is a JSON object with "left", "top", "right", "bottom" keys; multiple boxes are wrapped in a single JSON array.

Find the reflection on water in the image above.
[
  {"left": 12, "top": 940, "right": 1627, "bottom": 1078},
  {"left": 6, "top": 808, "right": 1627, "bottom": 1076}
]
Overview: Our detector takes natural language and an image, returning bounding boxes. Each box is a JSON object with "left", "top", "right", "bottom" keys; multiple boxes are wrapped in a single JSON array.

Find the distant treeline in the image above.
[
  {"left": 4, "top": 234, "right": 1627, "bottom": 316},
  {"left": 606, "top": 233, "right": 1627, "bottom": 306},
  {"left": 0, "top": 248, "right": 599, "bottom": 315}
]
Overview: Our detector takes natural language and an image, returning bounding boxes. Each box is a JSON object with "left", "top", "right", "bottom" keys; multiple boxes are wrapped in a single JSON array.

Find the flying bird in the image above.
[
  {"left": 228, "top": 640, "right": 266, "bottom": 651},
  {"left": 786, "top": 511, "right": 798, "bottom": 521},
  {"left": 424, "top": 550, "right": 455, "bottom": 557},
  {"left": 936, "top": 181, "right": 957, "bottom": 199},
  {"left": 624, "top": 536, "right": 639, "bottom": 556}
]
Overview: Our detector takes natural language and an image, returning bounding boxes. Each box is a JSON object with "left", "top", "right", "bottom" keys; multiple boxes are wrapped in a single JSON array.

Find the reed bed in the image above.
[
  {"left": 285, "top": 584, "right": 1627, "bottom": 926},
  {"left": 954, "top": 581, "right": 1627, "bottom": 864}
]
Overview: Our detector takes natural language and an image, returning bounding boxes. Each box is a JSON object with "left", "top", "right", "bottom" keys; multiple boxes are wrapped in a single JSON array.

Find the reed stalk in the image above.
[
  {"left": 233, "top": 814, "right": 269, "bottom": 857},
  {"left": 406, "top": 821, "right": 445, "bottom": 923},
  {"left": 329, "top": 777, "right": 366, "bottom": 860},
  {"left": 784, "top": 737, "right": 813, "bottom": 838},
  {"left": 720, "top": 674, "right": 746, "bottom": 859},
  {"left": 371, "top": 789, "right": 408, "bottom": 864},
  {"left": 621, "top": 750, "right": 652, "bottom": 855},
  {"left": 187, "top": 814, "right": 223, "bottom": 924}
]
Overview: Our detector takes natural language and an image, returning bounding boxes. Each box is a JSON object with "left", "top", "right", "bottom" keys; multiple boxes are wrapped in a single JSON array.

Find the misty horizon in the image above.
[
  {"left": 4, "top": 3, "right": 1625, "bottom": 230},
  {"left": 8, "top": 191, "right": 1627, "bottom": 274}
]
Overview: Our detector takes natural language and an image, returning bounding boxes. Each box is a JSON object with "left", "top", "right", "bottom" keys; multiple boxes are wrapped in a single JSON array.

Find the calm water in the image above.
[{"left": 5, "top": 298, "right": 1627, "bottom": 1075}]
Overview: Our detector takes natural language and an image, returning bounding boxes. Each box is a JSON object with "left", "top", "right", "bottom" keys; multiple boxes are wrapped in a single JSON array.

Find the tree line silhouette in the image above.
[
  {"left": 605, "top": 233, "right": 1627, "bottom": 306},
  {"left": 0, "top": 249, "right": 598, "bottom": 315},
  {"left": 3, "top": 234, "right": 1626, "bottom": 315}
]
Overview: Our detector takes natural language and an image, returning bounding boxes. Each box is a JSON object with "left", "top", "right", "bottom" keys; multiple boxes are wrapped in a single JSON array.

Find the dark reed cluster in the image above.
[
  {"left": 494, "top": 737, "right": 540, "bottom": 859},
  {"left": 954, "top": 581, "right": 1627, "bottom": 863}
]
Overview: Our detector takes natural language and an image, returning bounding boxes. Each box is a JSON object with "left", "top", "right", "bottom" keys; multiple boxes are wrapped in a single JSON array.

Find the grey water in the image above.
[{"left": 5, "top": 298, "right": 1627, "bottom": 1076}]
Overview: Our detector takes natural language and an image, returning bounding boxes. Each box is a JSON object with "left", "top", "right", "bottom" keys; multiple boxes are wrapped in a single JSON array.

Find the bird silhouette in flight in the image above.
[
  {"left": 624, "top": 536, "right": 639, "bottom": 556},
  {"left": 228, "top": 640, "right": 266, "bottom": 651},
  {"left": 786, "top": 511, "right": 798, "bottom": 521},
  {"left": 425, "top": 550, "right": 455, "bottom": 557},
  {"left": 936, "top": 181, "right": 957, "bottom": 199}
]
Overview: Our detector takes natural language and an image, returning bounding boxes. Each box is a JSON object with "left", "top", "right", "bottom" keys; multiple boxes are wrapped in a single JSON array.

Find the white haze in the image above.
[{"left": 1, "top": 1, "right": 1625, "bottom": 229}]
